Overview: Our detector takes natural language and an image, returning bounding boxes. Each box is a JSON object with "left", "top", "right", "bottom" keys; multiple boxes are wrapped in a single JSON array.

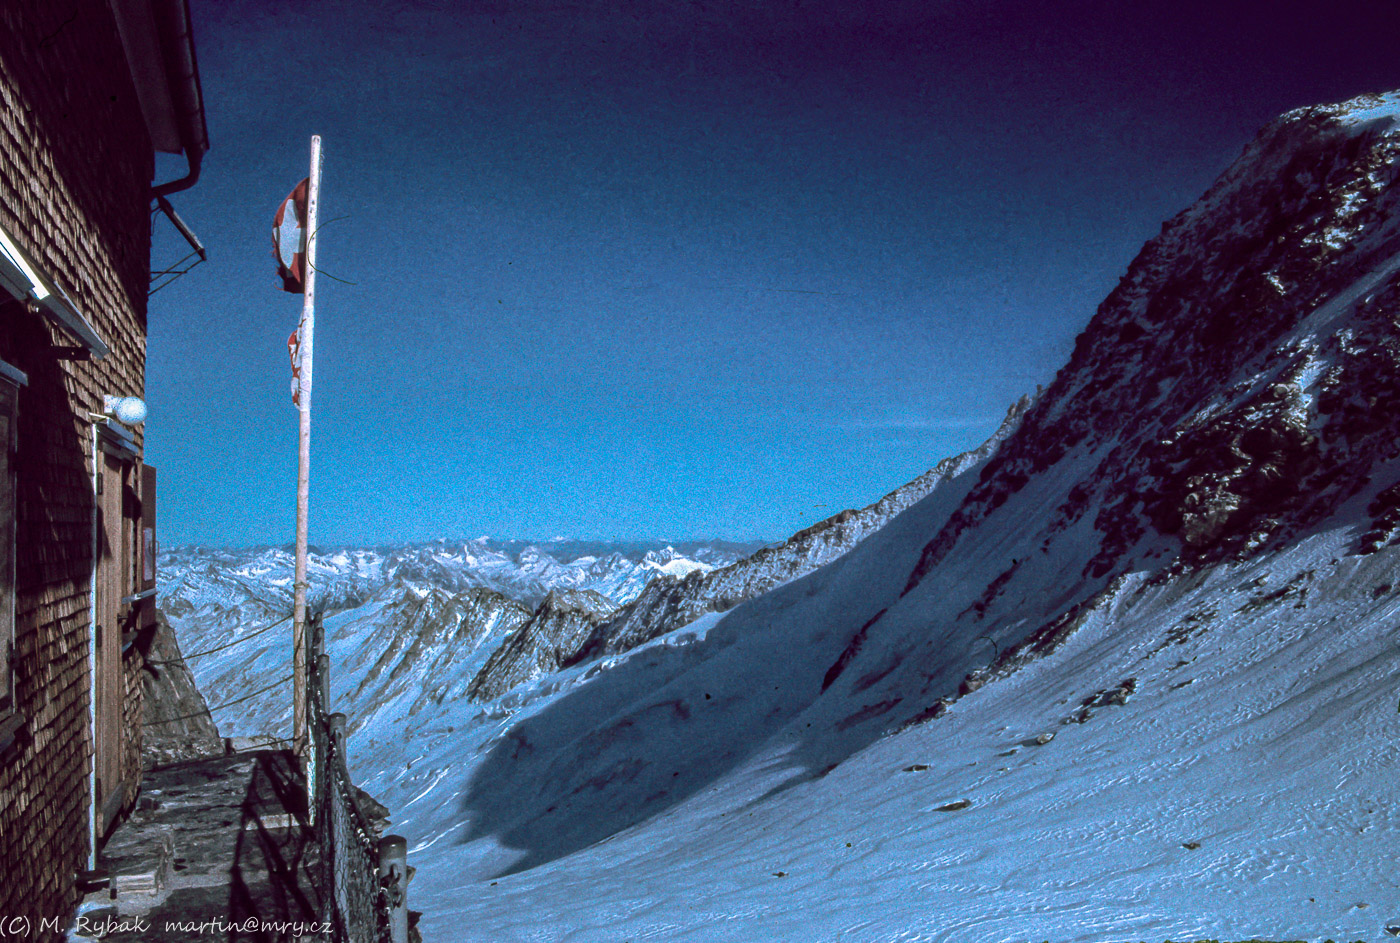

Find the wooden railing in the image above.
[{"left": 307, "top": 613, "right": 410, "bottom": 943}]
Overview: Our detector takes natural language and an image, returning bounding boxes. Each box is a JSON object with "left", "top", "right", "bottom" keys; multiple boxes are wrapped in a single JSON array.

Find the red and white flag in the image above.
[
  {"left": 287, "top": 327, "right": 303, "bottom": 407},
  {"left": 272, "top": 178, "right": 309, "bottom": 293}
]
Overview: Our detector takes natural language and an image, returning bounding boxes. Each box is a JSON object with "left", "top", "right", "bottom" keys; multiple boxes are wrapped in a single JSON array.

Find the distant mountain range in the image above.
[
  {"left": 159, "top": 537, "right": 762, "bottom": 615},
  {"left": 157, "top": 502, "right": 998, "bottom": 739},
  {"left": 156, "top": 537, "right": 775, "bottom": 739}
]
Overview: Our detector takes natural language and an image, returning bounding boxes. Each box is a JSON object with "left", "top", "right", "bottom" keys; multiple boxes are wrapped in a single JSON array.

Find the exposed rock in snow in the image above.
[
  {"left": 345, "top": 584, "right": 533, "bottom": 715},
  {"left": 903, "top": 91, "right": 1400, "bottom": 595},
  {"left": 467, "top": 589, "right": 618, "bottom": 701}
]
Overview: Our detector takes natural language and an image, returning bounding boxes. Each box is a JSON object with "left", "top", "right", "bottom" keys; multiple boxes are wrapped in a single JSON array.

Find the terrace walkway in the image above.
[{"left": 70, "top": 749, "right": 326, "bottom": 942}]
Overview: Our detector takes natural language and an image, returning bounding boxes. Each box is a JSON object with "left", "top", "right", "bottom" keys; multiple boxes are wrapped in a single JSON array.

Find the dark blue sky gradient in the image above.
[{"left": 146, "top": 0, "right": 1400, "bottom": 545}]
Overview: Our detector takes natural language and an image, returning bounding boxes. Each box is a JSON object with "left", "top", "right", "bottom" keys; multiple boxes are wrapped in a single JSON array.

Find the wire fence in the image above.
[
  {"left": 146, "top": 614, "right": 292, "bottom": 666},
  {"left": 142, "top": 673, "right": 293, "bottom": 727},
  {"left": 307, "top": 613, "right": 397, "bottom": 943},
  {"left": 144, "top": 613, "right": 297, "bottom": 728}
]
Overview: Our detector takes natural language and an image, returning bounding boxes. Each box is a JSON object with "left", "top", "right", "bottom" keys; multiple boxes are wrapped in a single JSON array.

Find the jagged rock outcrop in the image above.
[
  {"left": 468, "top": 589, "right": 618, "bottom": 701},
  {"left": 564, "top": 395, "right": 1032, "bottom": 665},
  {"left": 903, "top": 91, "right": 1400, "bottom": 596},
  {"left": 141, "top": 612, "right": 223, "bottom": 768},
  {"left": 350, "top": 584, "right": 533, "bottom": 710}
]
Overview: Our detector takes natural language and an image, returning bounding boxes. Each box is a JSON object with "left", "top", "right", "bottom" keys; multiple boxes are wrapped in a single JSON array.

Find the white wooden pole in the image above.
[{"left": 293, "top": 134, "right": 321, "bottom": 758}]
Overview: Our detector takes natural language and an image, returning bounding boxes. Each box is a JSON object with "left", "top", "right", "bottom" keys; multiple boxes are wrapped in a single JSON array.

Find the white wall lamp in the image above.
[{"left": 100, "top": 395, "right": 148, "bottom": 426}]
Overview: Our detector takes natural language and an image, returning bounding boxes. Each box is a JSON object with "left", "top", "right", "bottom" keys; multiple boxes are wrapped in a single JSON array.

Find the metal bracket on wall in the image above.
[{"left": 148, "top": 195, "right": 206, "bottom": 296}]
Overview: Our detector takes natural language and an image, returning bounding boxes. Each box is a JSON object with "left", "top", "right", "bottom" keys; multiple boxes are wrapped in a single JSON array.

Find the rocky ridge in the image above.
[
  {"left": 904, "top": 92, "right": 1400, "bottom": 600},
  {"left": 468, "top": 589, "right": 619, "bottom": 701},
  {"left": 156, "top": 540, "right": 754, "bottom": 738},
  {"left": 159, "top": 538, "right": 752, "bottom": 617},
  {"left": 344, "top": 583, "right": 533, "bottom": 717}
]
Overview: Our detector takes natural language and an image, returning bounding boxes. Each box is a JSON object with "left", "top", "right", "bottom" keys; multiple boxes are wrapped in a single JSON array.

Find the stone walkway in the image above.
[{"left": 70, "top": 750, "right": 327, "bottom": 942}]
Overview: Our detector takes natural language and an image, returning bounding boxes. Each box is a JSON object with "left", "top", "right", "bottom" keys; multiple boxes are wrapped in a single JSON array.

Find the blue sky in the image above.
[{"left": 145, "top": 0, "right": 1400, "bottom": 546}]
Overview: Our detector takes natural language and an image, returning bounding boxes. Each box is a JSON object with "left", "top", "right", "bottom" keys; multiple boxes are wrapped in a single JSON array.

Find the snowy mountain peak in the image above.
[{"left": 640, "top": 546, "right": 678, "bottom": 565}]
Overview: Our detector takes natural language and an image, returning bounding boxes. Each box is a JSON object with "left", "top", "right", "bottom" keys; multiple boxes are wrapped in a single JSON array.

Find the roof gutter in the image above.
[{"left": 149, "top": 0, "right": 209, "bottom": 198}]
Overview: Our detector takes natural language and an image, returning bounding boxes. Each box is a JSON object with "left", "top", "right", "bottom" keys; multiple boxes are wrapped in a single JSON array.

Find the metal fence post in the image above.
[
  {"left": 309, "top": 612, "right": 327, "bottom": 828},
  {"left": 327, "top": 713, "right": 349, "bottom": 939},
  {"left": 379, "top": 835, "right": 408, "bottom": 943},
  {"left": 317, "top": 654, "right": 331, "bottom": 720},
  {"left": 330, "top": 713, "right": 347, "bottom": 763}
]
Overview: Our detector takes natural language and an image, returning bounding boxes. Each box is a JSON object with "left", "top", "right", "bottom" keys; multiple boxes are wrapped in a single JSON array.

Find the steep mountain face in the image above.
[
  {"left": 140, "top": 613, "right": 223, "bottom": 767},
  {"left": 826, "top": 90, "right": 1400, "bottom": 730},
  {"left": 569, "top": 395, "right": 1032, "bottom": 663},
  {"left": 343, "top": 584, "right": 533, "bottom": 719},
  {"left": 895, "top": 95, "right": 1400, "bottom": 601},
  {"left": 352, "top": 92, "right": 1400, "bottom": 943},
  {"left": 468, "top": 589, "right": 619, "bottom": 702}
]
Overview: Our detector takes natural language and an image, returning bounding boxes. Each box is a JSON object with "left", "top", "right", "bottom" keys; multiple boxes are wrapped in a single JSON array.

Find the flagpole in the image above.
[{"left": 293, "top": 134, "right": 321, "bottom": 759}]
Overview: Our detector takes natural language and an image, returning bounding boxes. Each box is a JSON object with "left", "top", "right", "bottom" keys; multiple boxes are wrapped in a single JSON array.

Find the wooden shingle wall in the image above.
[{"left": 0, "top": 1, "right": 156, "bottom": 936}]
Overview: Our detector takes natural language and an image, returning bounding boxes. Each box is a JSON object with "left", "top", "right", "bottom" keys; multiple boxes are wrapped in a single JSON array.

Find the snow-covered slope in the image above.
[
  {"left": 400, "top": 534, "right": 1400, "bottom": 942},
  {"left": 339, "top": 92, "right": 1400, "bottom": 942}
]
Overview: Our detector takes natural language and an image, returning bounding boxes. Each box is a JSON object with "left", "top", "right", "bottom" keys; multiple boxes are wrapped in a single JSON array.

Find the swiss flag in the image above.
[{"left": 273, "top": 178, "right": 309, "bottom": 293}]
